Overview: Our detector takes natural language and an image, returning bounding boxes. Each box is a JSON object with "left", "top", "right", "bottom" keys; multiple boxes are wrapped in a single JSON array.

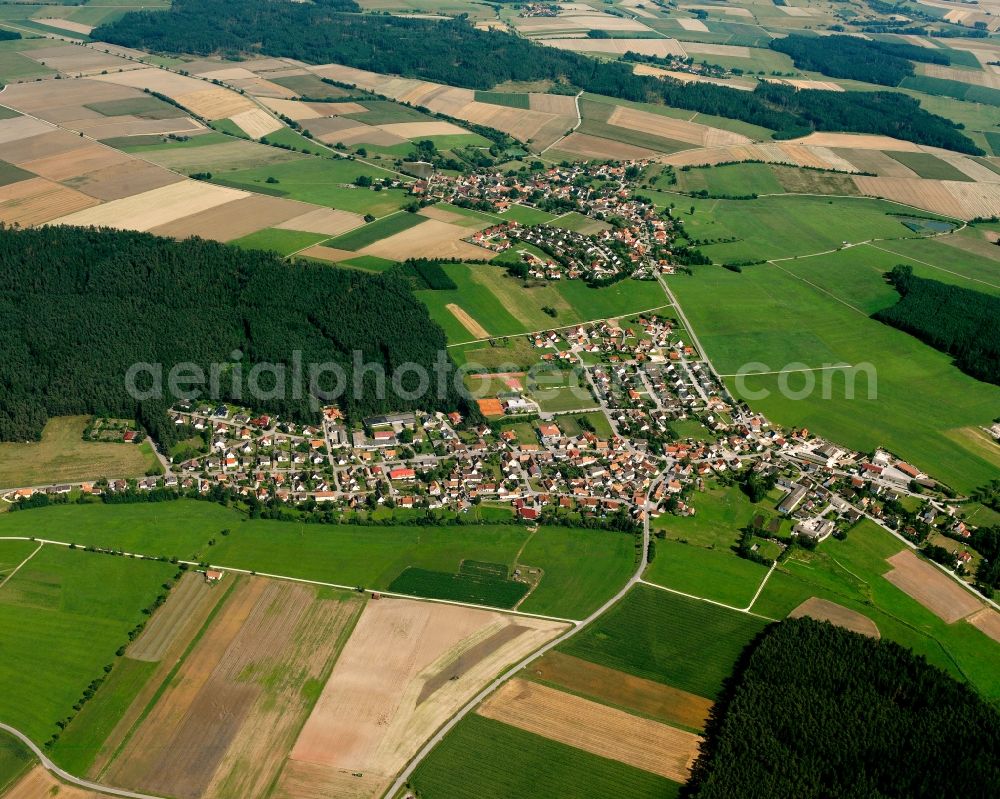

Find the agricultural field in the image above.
[
  {"left": 561, "top": 584, "right": 769, "bottom": 700},
  {"left": 103, "top": 577, "right": 365, "bottom": 799},
  {"left": 0, "top": 416, "right": 160, "bottom": 490},
  {"left": 0, "top": 732, "right": 32, "bottom": 795},
  {"left": 669, "top": 257, "right": 1000, "bottom": 493},
  {"left": 748, "top": 521, "right": 1000, "bottom": 703},
  {"left": 323, "top": 210, "right": 424, "bottom": 250},
  {"left": 0, "top": 545, "right": 176, "bottom": 748},
  {"left": 644, "top": 540, "right": 770, "bottom": 608},
  {"left": 273, "top": 598, "right": 565, "bottom": 799},
  {"left": 410, "top": 715, "right": 680, "bottom": 799},
  {"left": 230, "top": 227, "right": 330, "bottom": 256},
  {"left": 388, "top": 561, "right": 530, "bottom": 608}
]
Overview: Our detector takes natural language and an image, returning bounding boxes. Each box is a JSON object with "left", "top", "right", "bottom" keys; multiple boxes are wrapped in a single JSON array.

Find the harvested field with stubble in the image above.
[
  {"left": 967, "top": 608, "right": 1000, "bottom": 644},
  {"left": 0, "top": 177, "right": 99, "bottom": 226},
  {"left": 883, "top": 550, "right": 983, "bottom": 623},
  {"left": 477, "top": 679, "right": 701, "bottom": 783},
  {"left": 228, "top": 108, "right": 283, "bottom": 138},
  {"left": 607, "top": 105, "right": 750, "bottom": 147},
  {"left": 852, "top": 175, "right": 1000, "bottom": 219},
  {"left": 359, "top": 218, "right": 487, "bottom": 261},
  {"left": 104, "top": 577, "right": 365, "bottom": 799},
  {"left": 526, "top": 651, "right": 712, "bottom": 731},
  {"left": 556, "top": 132, "right": 657, "bottom": 161},
  {"left": 789, "top": 597, "right": 880, "bottom": 638},
  {"left": 274, "top": 598, "right": 566, "bottom": 799}
]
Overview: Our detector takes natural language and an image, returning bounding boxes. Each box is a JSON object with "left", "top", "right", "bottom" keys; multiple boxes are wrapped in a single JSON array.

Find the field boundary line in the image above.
[
  {"left": 868, "top": 242, "right": 1000, "bottom": 290},
  {"left": 0, "top": 722, "right": 167, "bottom": 799},
  {"left": 637, "top": 578, "right": 777, "bottom": 621},
  {"left": 0, "top": 541, "right": 43, "bottom": 590},
  {"left": 717, "top": 364, "right": 854, "bottom": 377}
]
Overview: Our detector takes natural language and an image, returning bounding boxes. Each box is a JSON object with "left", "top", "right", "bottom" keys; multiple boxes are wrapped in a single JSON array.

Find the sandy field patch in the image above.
[
  {"left": 296, "top": 244, "right": 355, "bottom": 263},
  {"left": 64, "top": 159, "right": 185, "bottom": 202},
  {"left": 34, "top": 17, "right": 94, "bottom": 34},
  {"left": 5, "top": 767, "right": 102, "bottom": 799},
  {"left": 280, "top": 598, "right": 565, "bottom": 799},
  {"left": 24, "top": 45, "right": 133, "bottom": 75},
  {"left": 794, "top": 132, "right": 923, "bottom": 151},
  {"left": 94, "top": 67, "right": 207, "bottom": 96},
  {"left": 528, "top": 93, "right": 578, "bottom": 115},
  {"left": 967, "top": 608, "right": 1000, "bottom": 644},
  {"left": 152, "top": 195, "right": 309, "bottom": 241},
  {"left": 128, "top": 572, "right": 222, "bottom": 662},
  {"left": 0, "top": 176, "right": 100, "bottom": 226},
  {"left": 884, "top": 550, "right": 983, "bottom": 623},
  {"left": 677, "top": 17, "right": 710, "bottom": 31},
  {"left": 540, "top": 37, "right": 686, "bottom": 57},
  {"left": 0, "top": 116, "right": 54, "bottom": 145},
  {"left": 106, "top": 578, "right": 364, "bottom": 799},
  {"left": 175, "top": 88, "right": 256, "bottom": 119},
  {"left": 789, "top": 597, "right": 880, "bottom": 638},
  {"left": 478, "top": 679, "right": 701, "bottom": 782},
  {"left": 229, "top": 107, "right": 284, "bottom": 138},
  {"left": 275, "top": 206, "right": 365, "bottom": 235},
  {"left": 680, "top": 42, "right": 751, "bottom": 57},
  {"left": 379, "top": 120, "right": 468, "bottom": 138},
  {"left": 608, "top": 104, "right": 750, "bottom": 147},
  {"left": 556, "top": 131, "right": 658, "bottom": 161},
  {"left": 528, "top": 651, "right": 713, "bottom": 730},
  {"left": 20, "top": 144, "right": 130, "bottom": 181},
  {"left": 50, "top": 179, "right": 247, "bottom": 231},
  {"left": 261, "top": 97, "right": 325, "bottom": 120},
  {"left": 360, "top": 218, "right": 489, "bottom": 261},
  {"left": 448, "top": 303, "right": 490, "bottom": 338}
]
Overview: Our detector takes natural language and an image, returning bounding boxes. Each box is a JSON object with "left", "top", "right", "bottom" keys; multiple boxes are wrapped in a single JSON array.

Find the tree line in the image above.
[
  {"left": 684, "top": 617, "right": 1000, "bottom": 798},
  {"left": 770, "top": 33, "right": 951, "bottom": 87},
  {"left": 93, "top": 0, "right": 981, "bottom": 153},
  {"left": 874, "top": 265, "right": 999, "bottom": 384},
  {"left": 0, "top": 226, "right": 471, "bottom": 448}
]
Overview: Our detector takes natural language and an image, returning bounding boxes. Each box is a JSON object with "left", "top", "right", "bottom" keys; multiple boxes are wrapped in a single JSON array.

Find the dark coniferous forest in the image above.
[
  {"left": 0, "top": 226, "right": 469, "bottom": 447},
  {"left": 874, "top": 265, "right": 1000, "bottom": 385},
  {"left": 93, "top": 0, "right": 982, "bottom": 154},
  {"left": 684, "top": 618, "right": 1000, "bottom": 799}
]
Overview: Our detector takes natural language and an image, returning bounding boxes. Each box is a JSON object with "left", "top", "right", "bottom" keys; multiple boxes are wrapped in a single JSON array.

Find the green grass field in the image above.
[
  {"left": 324, "top": 211, "right": 423, "bottom": 250},
  {"left": 84, "top": 97, "right": 180, "bottom": 120},
  {"left": 210, "top": 156, "right": 408, "bottom": 215},
  {"left": 0, "top": 502, "right": 636, "bottom": 618},
  {"left": 0, "top": 49, "right": 54, "bottom": 80},
  {"left": 670, "top": 257, "right": 1000, "bottom": 492},
  {"left": 0, "top": 545, "right": 175, "bottom": 746},
  {"left": 675, "top": 162, "right": 784, "bottom": 196},
  {"left": 644, "top": 540, "right": 770, "bottom": 608},
  {"left": 500, "top": 204, "right": 558, "bottom": 225},
  {"left": 672, "top": 195, "right": 931, "bottom": 264},
  {"left": 260, "top": 126, "right": 331, "bottom": 156},
  {"left": 474, "top": 90, "right": 530, "bottom": 108},
  {"left": 750, "top": 521, "right": 1000, "bottom": 703},
  {"left": 388, "top": 562, "right": 529, "bottom": 607},
  {"left": 884, "top": 151, "right": 973, "bottom": 181},
  {"left": 652, "top": 483, "right": 777, "bottom": 548},
  {"left": 0, "top": 540, "right": 38, "bottom": 579},
  {"left": 0, "top": 731, "right": 32, "bottom": 794},
  {"left": 229, "top": 227, "right": 330, "bottom": 256},
  {"left": 561, "top": 584, "right": 769, "bottom": 699},
  {"left": 0, "top": 416, "right": 160, "bottom": 489},
  {"left": 411, "top": 714, "right": 680, "bottom": 799}
]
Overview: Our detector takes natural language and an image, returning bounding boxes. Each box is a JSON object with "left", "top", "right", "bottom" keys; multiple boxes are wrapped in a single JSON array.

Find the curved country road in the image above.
[{"left": 0, "top": 723, "right": 164, "bottom": 799}]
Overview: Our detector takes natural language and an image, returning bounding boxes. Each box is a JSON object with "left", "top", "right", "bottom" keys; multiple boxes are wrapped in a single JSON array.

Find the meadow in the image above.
[
  {"left": 0, "top": 416, "right": 160, "bottom": 489},
  {"left": 0, "top": 731, "right": 32, "bottom": 794},
  {"left": 674, "top": 195, "right": 931, "bottom": 264},
  {"left": 644, "top": 540, "right": 770, "bottom": 608},
  {"left": 675, "top": 162, "right": 784, "bottom": 196},
  {"left": 561, "top": 584, "right": 769, "bottom": 700},
  {"left": 0, "top": 501, "right": 636, "bottom": 618},
  {"left": 231, "top": 227, "right": 330, "bottom": 256},
  {"left": 210, "top": 156, "right": 408, "bottom": 216},
  {"left": 324, "top": 210, "right": 423, "bottom": 249},
  {"left": 0, "top": 545, "right": 175, "bottom": 746},
  {"left": 749, "top": 521, "right": 1000, "bottom": 703},
  {"left": 670, "top": 258, "right": 1000, "bottom": 492},
  {"left": 410, "top": 714, "right": 680, "bottom": 799},
  {"left": 388, "top": 562, "right": 529, "bottom": 607},
  {"left": 652, "top": 482, "right": 782, "bottom": 548}
]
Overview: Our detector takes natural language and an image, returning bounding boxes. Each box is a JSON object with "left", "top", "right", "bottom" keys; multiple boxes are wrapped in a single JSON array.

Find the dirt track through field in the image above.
[
  {"left": 447, "top": 303, "right": 490, "bottom": 339},
  {"left": 477, "top": 679, "right": 701, "bottom": 782}
]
